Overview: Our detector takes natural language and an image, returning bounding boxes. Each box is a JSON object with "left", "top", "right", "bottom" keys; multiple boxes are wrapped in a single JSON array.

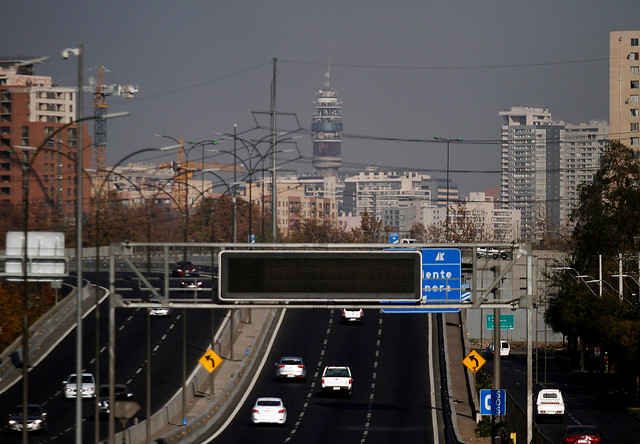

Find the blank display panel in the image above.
[{"left": 219, "top": 250, "right": 422, "bottom": 302}]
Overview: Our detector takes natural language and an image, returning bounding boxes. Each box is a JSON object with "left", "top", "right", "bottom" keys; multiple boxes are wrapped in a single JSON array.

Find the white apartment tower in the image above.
[
  {"left": 500, "top": 106, "right": 608, "bottom": 236},
  {"left": 500, "top": 106, "right": 555, "bottom": 232}
]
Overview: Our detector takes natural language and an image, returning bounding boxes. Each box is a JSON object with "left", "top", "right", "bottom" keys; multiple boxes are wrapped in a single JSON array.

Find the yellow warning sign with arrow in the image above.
[
  {"left": 199, "top": 349, "right": 223, "bottom": 373},
  {"left": 462, "top": 349, "right": 486, "bottom": 374}
]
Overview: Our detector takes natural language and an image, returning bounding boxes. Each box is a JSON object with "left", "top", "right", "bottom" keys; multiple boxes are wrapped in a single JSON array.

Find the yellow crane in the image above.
[{"left": 158, "top": 139, "right": 244, "bottom": 209}]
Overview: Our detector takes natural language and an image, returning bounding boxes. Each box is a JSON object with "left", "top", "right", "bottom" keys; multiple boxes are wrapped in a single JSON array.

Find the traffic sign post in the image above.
[
  {"left": 486, "top": 314, "right": 515, "bottom": 330},
  {"left": 463, "top": 350, "right": 486, "bottom": 374},
  {"left": 480, "top": 389, "right": 506, "bottom": 415},
  {"left": 199, "top": 349, "right": 223, "bottom": 373},
  {"left": 383, "top": 248, "right": 462, "bottom": 313}
]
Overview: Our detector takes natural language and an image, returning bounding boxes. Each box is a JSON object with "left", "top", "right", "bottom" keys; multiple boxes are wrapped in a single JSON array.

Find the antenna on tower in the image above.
[{"left": 324, "top": 64, "right": 330, "bottom": 89}]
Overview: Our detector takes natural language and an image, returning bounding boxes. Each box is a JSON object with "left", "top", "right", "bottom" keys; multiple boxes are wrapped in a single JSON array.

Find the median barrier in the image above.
[
  {"left": 118, "top": 308, "right": 281, "bottom": 444},
  {"left": 0, "top": 280, "right": 97, "bottom": 394}
]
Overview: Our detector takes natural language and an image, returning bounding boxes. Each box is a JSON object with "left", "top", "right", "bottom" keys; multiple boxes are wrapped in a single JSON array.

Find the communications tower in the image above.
[{"left": 311, "top": 66, "right": 343, "bottom": 177}]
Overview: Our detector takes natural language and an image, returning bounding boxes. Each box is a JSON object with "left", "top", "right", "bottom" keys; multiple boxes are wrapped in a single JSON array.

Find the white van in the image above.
[
  {"left": 488, "top": 340, "right": 511, "bottom": 357},
  {"left": 536, "top": 389, "right": 565, "bottom": 421}
]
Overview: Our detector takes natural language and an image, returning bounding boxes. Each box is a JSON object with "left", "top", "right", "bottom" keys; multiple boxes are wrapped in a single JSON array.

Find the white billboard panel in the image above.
[{"left": 4, "top": 231, "right": 67, "bottom": 279}]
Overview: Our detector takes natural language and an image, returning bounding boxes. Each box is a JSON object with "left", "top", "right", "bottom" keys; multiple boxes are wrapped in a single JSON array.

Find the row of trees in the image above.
[{"left": 546, "top": 141, "right": 640, "bottom": 388}]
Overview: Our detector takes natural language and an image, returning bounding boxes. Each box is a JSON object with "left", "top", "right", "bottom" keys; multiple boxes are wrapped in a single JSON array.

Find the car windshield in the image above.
[
  {"left": 326, "top": 368, "right": 348, "bottom": 377},
  {"left": 99, "top": 385, "right": 128, "bottom": 397},
  {"left": 568, "top": 427, "right": 597, "bottom": 436},
  {"left": 282, "top": 359, "right": 302, "bottom": 365},
  {"left": 13, "top": 406, "right": 42, "bottom": 416},
  {"left": 257, "top": 400, "right": 281, "bottom": 407}
]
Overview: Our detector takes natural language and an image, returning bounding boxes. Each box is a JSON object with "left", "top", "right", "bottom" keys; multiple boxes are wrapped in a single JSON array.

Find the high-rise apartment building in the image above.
[
  {"left": 0, "top": 57, "right": 91, "bottom": 224},
  {"left": 557, "top": 121, "right": 608, "bottom": 224},
  {"left": 500, "top": 106, "right": 608, "bottom": 235},
  {"left": 610, "top": 31, "right": 640, "bottom": 147}
]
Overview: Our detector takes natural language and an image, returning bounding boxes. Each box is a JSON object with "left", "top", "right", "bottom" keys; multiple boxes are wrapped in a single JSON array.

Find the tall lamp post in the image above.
[
  {"left": 433, "top": 137, "right": 463, "bottom": 241},
  {"left": 61, "top": 44, "right": 87, "bottom": 444}
]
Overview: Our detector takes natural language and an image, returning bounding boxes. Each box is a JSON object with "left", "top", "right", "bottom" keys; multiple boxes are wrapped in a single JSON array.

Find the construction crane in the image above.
[
  {"left": 91, "top": 65, "right": 138, "bottom": 190},
  {"left": 158, "top": 139, "right": 244, "bottom": 210}
]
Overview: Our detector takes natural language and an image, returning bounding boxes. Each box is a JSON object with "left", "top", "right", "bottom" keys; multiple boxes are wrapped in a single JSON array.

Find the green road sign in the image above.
[{"left": 486, "top": 314, "right": 514, "bottom": 330}]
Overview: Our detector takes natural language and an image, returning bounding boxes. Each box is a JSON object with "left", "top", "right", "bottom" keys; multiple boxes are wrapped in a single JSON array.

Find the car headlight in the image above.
[
  {"left": 34, "top": 419, "right": 42, "bottom": 424},
  {"left": 8, "top": 420, "right": 17, "bottom": 425}
]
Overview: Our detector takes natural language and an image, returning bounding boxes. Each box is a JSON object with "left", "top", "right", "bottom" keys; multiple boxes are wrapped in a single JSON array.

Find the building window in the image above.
[
  {"left": 633, "top": 123, "right": 639, "bottom": 132},
  {"left": 632, "top": 109, "right": 640, "bottom": 117},
  {"left": 631, "top": 53, "right": 640, "bottom": 60},
  {"left": 67, "top": 127, "right": 77, "bottom": 148},
  {"left": 632, "top": 80, "right": 639, "bottom": 89},
  {"left": 632, "top": 38, "right": 639, "bottom": 47},
  {"left": 44, "top": 127, "right": 54, "bottom": 147},
  {"left": 21, "top": 126, "right": 29, "bottom": 146},
  {"left": 632, "top": 137, "right": 640, "bottom": 146},
  {"left": 631, "top": 95, "right": 640, "bottom": 103},
  {"left": 632, "top": 66, "right": 639, "bottom": 75}
]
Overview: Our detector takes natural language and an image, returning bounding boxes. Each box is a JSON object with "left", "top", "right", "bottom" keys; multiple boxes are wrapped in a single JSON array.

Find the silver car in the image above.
[
  {"left": 63, "top": 373, "right": 96, "bottom": 399},
  {"left": 275, "top": 356, "right": 307, "bottom": 381}
]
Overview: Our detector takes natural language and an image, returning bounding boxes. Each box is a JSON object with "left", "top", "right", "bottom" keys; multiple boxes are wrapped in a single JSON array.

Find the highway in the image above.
[
  {"left": 483, "top": 350, "right": 640, "bottom": 444},
  {"left": 0, "top": 270, "right": 227, "bottom": 443},
  {"left": 208, "top": 308, "right": 435, "bottom": 444}
]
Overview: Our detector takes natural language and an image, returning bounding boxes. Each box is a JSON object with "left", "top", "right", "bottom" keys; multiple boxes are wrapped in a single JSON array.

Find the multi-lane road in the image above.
[
  {"left": 1, "top": 268, "right": 440, "bottom": 443},
  {"left": 209, "top": 308, "right": 435, "bottom": 444},
  {"left": 0, "top": 271, "right": 228, "bottom": 443}
]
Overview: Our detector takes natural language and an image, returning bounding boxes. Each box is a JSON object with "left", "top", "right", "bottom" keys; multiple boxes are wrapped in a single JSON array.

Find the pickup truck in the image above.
[
  {"left": 321, "top": 366, "right": 352, "bottom": 396},
  {"left": 536, "top": 388, "right": 565, "bottom": 421}
]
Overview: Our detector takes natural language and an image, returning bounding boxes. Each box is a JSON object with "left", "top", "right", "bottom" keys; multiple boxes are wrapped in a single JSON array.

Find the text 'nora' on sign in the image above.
[{"left": 422, "top": 248, "right": 461, "bottom": 303}]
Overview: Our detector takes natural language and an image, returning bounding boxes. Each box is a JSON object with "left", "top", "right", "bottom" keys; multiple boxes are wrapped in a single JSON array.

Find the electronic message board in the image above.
[{"left": 218, "top": 250, "right": 422, "bottom": 302}]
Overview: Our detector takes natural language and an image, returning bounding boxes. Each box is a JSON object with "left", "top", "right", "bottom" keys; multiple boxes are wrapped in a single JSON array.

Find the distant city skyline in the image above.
[{"left": 4, "top": 1, "right": 640, "bottom": 196}]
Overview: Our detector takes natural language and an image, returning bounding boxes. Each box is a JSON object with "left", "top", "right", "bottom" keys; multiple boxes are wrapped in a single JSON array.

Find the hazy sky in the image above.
[{"left": 4, "top": 1, "right": 640, "bottom": 195}]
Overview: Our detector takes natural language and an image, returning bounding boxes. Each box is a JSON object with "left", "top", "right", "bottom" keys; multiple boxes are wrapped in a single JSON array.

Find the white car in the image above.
[
  {"left": 148, "top": 303, "right": 172, "bottom": 317},
  {"left": 63, "top": 373, "right": 96, "bottom": 399},
  {"left": 488, "top": 340, "right": 511, "bottom": 357},
  {"left": 275, "top": 357, "right": 307, "bottom": 381},
  {"left": 341, "top": 309, "right": 364, "bottom": 323},
  {"left": 536, "top": 388, "right": 565, "bottom": 420},
  {"left": 251, "top": 397, "right": 287, "bottom": 425},
  {"left": 321, "top": 366, "right": 353, "bottom": 396}
]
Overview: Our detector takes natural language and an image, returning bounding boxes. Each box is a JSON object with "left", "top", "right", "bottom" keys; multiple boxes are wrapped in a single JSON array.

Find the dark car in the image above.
[
  {"left": 6, "top": 404, "right": 48, "bottom": 433},
  {"left": 97, "top": 384, "right": 133, "bottom": 416},
  {"left": 172, "top": 261, "right": 197, "bottom": 277},
  {"left": 561, "top": 425, "right": 601, "bottom": 444}
]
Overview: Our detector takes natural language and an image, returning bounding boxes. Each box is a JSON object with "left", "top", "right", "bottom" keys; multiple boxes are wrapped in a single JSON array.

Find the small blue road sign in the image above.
[
  {"left": 389, "top": 232, "right": 399, "bottom": 244},
  {"left": 480, "top": 389, "right": 506, "bottom": 415}
]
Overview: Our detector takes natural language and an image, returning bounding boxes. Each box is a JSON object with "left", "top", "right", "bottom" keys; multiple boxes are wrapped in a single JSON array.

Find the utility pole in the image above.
[{"left": 271, "top": 57, "right": 277, "bottom": 242}]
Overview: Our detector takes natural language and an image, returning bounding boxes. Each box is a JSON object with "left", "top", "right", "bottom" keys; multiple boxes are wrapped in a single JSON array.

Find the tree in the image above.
[
  {"left": 547, "top": 140, "right": 640, "bottom": 380},
  {"left": 351, "top": 210, "right": 387, "bottom": 243},
  {"left": 571, "top": 140, "right": 640, "bottom": 270}
]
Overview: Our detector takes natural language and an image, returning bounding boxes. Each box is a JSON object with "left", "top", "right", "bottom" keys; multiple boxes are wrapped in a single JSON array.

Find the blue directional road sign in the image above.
[
  {"left": 480, "top": 389, "right": 506, "bottom": 415},
  {"left": 382, "top": 248, "right": 462, "bottom": 313},
  {"left": 389, "top": 232, "right": 399, "bottom": 244}
]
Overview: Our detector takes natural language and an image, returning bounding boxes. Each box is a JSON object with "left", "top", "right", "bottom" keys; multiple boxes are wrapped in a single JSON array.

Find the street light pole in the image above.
[
  {"left": 434, "top": 137, "right": 463, "bottom": 241},
  {"left": 62, "top": 43, "right": 85, "bottom": 444},
  {"left": 233, "top": 124, "right": 237, "bottom": 243}
]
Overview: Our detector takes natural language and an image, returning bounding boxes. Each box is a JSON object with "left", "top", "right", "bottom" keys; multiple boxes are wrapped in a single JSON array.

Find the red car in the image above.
[
  {"left": 561, "top": 425, "right": 601, "bottom": 444},
  {"left": 172, "top": 261, "right": 197, "bottom": 277}
]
